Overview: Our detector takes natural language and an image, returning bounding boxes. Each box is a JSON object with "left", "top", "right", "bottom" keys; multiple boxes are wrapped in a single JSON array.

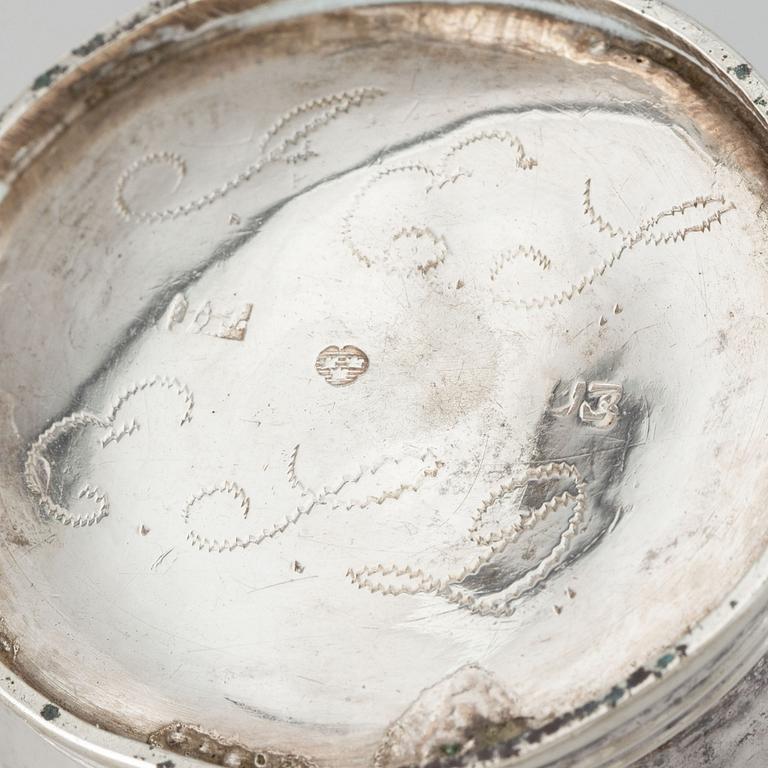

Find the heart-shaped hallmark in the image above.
[{"left": 315, "top": 345, "right": 369, "bottom": 387}]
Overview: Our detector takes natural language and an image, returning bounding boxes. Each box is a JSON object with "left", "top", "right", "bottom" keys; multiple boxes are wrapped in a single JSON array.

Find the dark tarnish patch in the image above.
[
  {"left": 5, "top": 529, "right": 31, "bottom": 547},
  {"left": 156, "top": 761, "right": 176, "bottom": 768},
  {"left": 56, "top": 2, "right": 188, "bottom": 63},
  {"left": 148, "top": 723, "right": 317, "bottom": 768},
  {"left": 122, "top": 13, "right": 153, "bottom": 34},
  {"left": 423, "top": 715, "right": 531, "bottom": 765},
  {"left": 626, "top": 666, "right": 654, "bottom": 689},
  {"left": 418, "top": 645, "right": 688, "bottom": 768},
  {"left": 69, "top": 4, "right": 174, "bottom": 60},
  {"left": 32, "top": 64, "right": 68, "bottom": 91},
  {"left": 463, "top": 714, "right": 531, "bottom": 752},
  {"left": 416, "top": 712, "right": 531, "bottom": 765},
  {"left": 40, "top": 703, "right": 61, "bottom": 721},
  {"left": 656, "top": 652, "right": 677, "bottom": 670},
  {"left": 460, "top": 349, "right": 647, "bottom": 599},
  {"left": 72, "top": 33, "right": 107, "bottom": 58},
  {"left": 373, "top": 665, "right": 524, "bottom": 768}
]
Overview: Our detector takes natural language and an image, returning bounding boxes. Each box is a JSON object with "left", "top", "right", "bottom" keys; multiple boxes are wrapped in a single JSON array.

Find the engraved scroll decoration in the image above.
[
  {"left": 342, "top": 132, "right": 735, "bottom": 307},
  {"left": 24, "top": 90, "right": 737, "bottom": 617},
  {"left": 114, "top": 87, "right": 384, "bottom": 223},
  {"left": 23, "top": 378, "right": 590, "bottom": 617},
  {"left": 24, "top": 376, "right": 194, "bottom": 527}
]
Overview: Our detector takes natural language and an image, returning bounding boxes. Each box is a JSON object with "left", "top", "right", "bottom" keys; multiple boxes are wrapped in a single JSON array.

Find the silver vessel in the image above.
[{"left": 1, "top": 1, "right": 768, "bottom": 766}]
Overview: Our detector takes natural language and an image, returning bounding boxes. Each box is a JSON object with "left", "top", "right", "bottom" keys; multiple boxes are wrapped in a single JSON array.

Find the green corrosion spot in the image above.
[
  {"left": 440, "top": 743, "right": 462, "bottom": 757},
  {"left": 656, "top": 652, "right": 676, "bottom": 670},
  {"left": 32, "top": 64, "right": 67, "bottom": 91},
  {"left": 731, "top": 63, "right": 752, "bottom": 81},
  {"left": 40, "top": 703, "right": 60, "bottom": 721}
]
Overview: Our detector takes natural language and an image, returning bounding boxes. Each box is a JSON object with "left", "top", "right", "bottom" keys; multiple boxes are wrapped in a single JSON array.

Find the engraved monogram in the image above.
[{"left": 554, "top": 380, "right": 624, "bottom": 429}]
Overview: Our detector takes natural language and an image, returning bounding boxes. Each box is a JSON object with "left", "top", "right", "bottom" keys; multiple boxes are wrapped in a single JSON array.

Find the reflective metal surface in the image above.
[{"left": 2, "top": 1, "right": 768, "bottom": 767}]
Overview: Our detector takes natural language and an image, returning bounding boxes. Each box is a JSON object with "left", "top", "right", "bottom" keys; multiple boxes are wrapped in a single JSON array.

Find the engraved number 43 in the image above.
[{"left": 554, "top": 380, "right": 623, "bottom": 429}]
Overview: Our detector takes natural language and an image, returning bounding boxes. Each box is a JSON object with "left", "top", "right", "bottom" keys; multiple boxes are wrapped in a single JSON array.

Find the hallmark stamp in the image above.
[
  {"left": 315, "top": 345, "right": 369, "bottom": 387},
  {"left": 190, "top": 300, "right": 253, "bottom": 341},
  {"left": 164, "top": 293, "right": 253, "bottom": 342}
]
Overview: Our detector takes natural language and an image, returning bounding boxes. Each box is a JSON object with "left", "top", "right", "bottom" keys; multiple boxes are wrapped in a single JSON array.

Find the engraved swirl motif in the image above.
[
  {"left": 24, "top": 376, "right": 193, "bottom": 527},
  {"left": 24, "top": 378, "right": 583, "bottom": 615},
  {"left": 24, "top": 390, "right": 447, "bottom": 559},
  {"left": 347, "top": 462, "right": 587, "bottom": 617},
  {"left": 25, "top": 374, "right": 592, "bottom": 615},
  {"left": 28, "top": 104, "right": 736, "bottom": 617},
  {"left": 343, "top": 131, "right": 735, "bottom": 307},
  {"left": 115, "top": 87, "right": 385, "bottom": 223},
  {"left": 24, "top": 376, "right": 443, "bottom": 542},
  {"left": 342, "top": 132, "right": 539, "bottom": 277},
  {"left": 183, "top": 446, "right": 445, "bottom": 553}
]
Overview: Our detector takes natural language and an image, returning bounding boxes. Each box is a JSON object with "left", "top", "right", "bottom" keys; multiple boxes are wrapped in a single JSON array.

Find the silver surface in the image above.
[
  {"left": 2, "top": 1, "right": 768, "bottom": 767},
  {"left": 1, "top": 2, "right": 766, "bottom": 111}
]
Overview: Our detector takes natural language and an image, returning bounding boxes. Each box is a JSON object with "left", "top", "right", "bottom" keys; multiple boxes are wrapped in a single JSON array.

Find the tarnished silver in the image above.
[{"left": 2, "top": 1, "right": 768, "bottom": 767}]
